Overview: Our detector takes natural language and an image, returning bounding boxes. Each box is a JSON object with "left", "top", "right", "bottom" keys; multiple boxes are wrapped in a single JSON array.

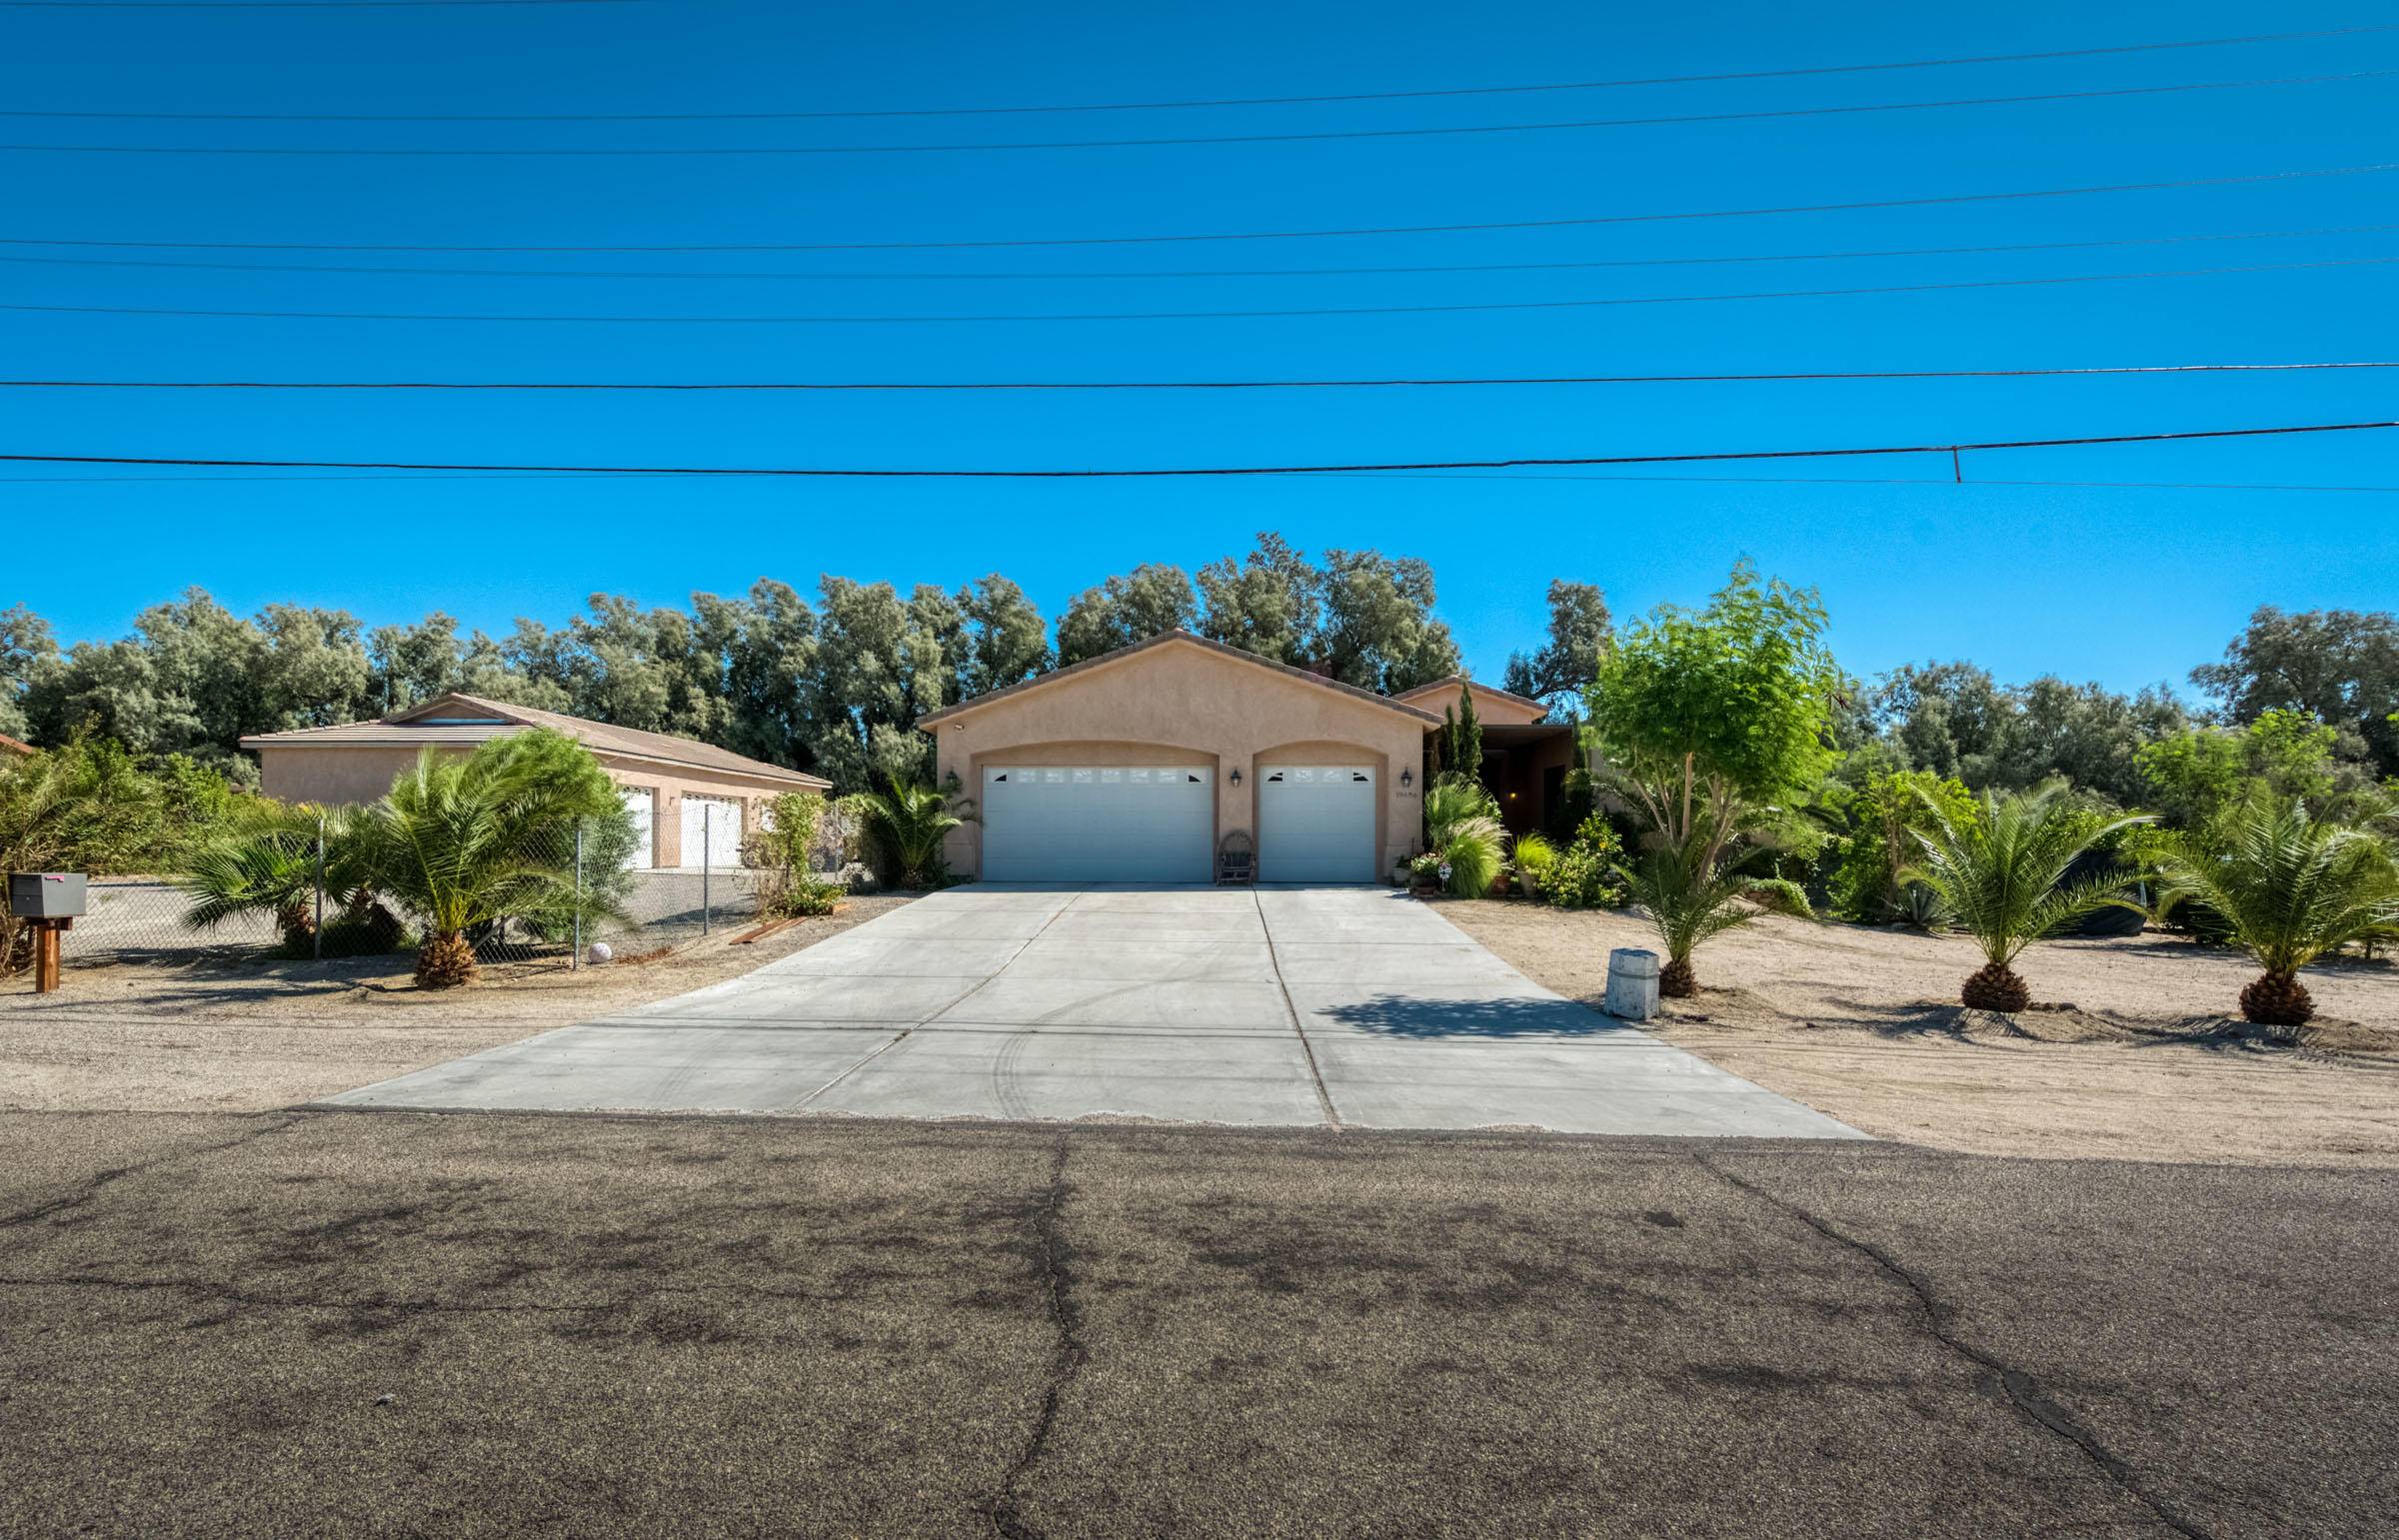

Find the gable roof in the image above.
[
  {"left": 239, "top": 691, "right": 830, "bottom": 786},
  {"left": 918, "top": 630, "right": 1445, "bottom": 729},
  {"left": 1389, "top": 675, "right": 1551, "bottom": 720},
  {"left": 0, "top": 732, "right": 34, "bottom": 758}
]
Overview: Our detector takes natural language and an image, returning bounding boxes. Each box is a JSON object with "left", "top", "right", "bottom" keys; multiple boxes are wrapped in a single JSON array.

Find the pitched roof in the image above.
[
  {"left": 917, "top": 630, "right": 1445, "bottom": 729},
  {"left": 0, "top": 732, "right": 34, "bottom": 758},
  {"left": 1389, "top": 675, "right": 1552, "bottom": 715},
  {"left": 240, "top": 691, "right": 830, "bottom": 787}
]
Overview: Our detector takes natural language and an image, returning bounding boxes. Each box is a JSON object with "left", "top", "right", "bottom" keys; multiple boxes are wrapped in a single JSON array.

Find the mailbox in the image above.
[{"left": 7, "top": 872, "right": 86, "bottom": 919}]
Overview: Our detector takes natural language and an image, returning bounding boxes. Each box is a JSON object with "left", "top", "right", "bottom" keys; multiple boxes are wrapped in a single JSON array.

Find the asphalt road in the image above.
[{"left": 2, "top": 1110, "right": 2390, "bottom": 1538}]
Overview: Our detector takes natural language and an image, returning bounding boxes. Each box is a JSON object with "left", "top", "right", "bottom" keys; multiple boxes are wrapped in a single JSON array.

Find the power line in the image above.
[
  {"left": 7, "top": 473, "right": 2397, "bottom": 493},
  {"left": 0, "top": 1, "right": 638, "bottom": 7},
  {"left": 4, "top": 69, "right": 2389, "bottom": 155},
  {"left": 10, "top": 254, "right": 2391, "bottom": 325},
  {"left": 10, "top": 23, "right": 2393, "bottom": 118},
  {"left": 4, "top": 361, "right": 2394, "bottom": 392},
  {"left": 5, "top": 221, "right": 2389, "bottom": 281},
  {"left": 3, "top": 418, "right": 2387, "bottom": 479},
  {"left": 10, "top": 162, "right": 2389, "bottom": 253}
]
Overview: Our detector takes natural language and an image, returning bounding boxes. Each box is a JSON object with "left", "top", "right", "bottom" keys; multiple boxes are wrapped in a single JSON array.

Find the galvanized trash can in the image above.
[{"left": 1603, "top": 947, "right": 1660, "bottom": 1021}]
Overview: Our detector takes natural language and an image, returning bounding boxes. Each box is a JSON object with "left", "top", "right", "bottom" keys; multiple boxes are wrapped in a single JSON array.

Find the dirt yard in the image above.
[
  {"left": 1436, "top": 898, "right": 2399, "bottom": 1167},
  {"left": 0, "top": 896, "right": 915, "bottom": 1113}
]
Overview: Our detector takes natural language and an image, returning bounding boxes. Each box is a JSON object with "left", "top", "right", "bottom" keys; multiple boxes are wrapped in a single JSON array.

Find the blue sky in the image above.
[{"left": 4, "top": 0, "right": 2394, "bottom": 698}]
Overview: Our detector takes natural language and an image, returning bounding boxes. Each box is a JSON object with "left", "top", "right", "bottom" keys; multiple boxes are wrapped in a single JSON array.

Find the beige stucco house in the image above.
[
  {"left": 1388, "top": 676, "right": 1583, "bottom": 837},
  {"left": 240, "top": 692, "right": 830, "bottom": 870},
  {"left": 918, "top": 631, "right": 1580, "bottom": 883}
]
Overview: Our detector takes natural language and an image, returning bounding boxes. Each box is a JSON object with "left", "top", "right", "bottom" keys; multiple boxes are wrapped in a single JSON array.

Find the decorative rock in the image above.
[
  {"left": 587, "top": 942, "right": 614, "bottom": 965},
  {"left": 1603, "top": 948, "right": 1661, "bottom": 1021}
]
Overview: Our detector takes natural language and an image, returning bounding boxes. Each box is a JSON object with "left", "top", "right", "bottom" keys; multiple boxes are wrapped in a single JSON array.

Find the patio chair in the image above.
[{"left": 1215, "top": 830, "right": 1255, "bottom": 885}]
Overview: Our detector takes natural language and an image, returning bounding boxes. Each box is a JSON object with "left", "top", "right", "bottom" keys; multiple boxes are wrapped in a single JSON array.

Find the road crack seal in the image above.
[
  {"left": 1693, "top": 1154, "right": 2211, "bottom": 1540},
  {"left": 982, "top": 1135, "right": 1087, "bottom": 1540}
]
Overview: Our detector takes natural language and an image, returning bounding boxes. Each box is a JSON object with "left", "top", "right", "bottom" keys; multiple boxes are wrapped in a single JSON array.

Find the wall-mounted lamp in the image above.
[
  {"left": 1399, "top": 768, "right": 1413, "bottom": 787},
  {"left": 1228, "top": 767, "right": 1243, "bottom": 786}
]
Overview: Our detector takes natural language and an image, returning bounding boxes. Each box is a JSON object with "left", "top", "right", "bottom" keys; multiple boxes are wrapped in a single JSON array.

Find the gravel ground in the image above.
[
  {"left": 1, "top": 1110, "right": 2390, "bottom": 1538},
  {"left": 0, "top": 896, "right": 915, "bottom": 1112},
  {"left": 1436, "top": 900, "right": 2399, "bottom": 1166}
]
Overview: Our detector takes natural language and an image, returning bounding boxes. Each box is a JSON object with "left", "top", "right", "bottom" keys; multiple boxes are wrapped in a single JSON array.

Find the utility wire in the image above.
[
  {"left": 4, "top": 362, "right": 2393, "bottom": 392},
  {"left": 6, "top": 473, "right": 2396, "bottom": 493},
  {"left": 4, "top": 221, "right": 2388, "bottom": 281},
  {"left": 10, "top": 162, "right": 2389, "bottom": 253},
  {"left": 3, "top": 69, "right": 2388, "bottom": 155},
  {"left": 2, "top": 419, "right": 2386, "bottom": 479},
  {"left": 10, "top": 254, "right": 2391, "bottom": 325},
  {"left": 9, "top": 22, "right": 2391, "bottom": 117}
]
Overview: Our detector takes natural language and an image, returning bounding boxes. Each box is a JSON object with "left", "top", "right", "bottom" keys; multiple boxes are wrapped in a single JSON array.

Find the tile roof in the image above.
[
  {"left": 239, "top": 692, "right": 830, "bottom": 786},
  {"left": 916, "top": 630, "right": 1445, "bottom": 728}
]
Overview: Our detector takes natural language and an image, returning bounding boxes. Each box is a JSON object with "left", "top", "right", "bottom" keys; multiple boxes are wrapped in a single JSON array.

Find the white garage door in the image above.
[
  {"left": 619, "top": 786, "right": 655, "bottom": 869},
  {"left": 679, "top": 794, "right": 744, "bottom": 869},
  {"left": 1258, "top": 766, "right": 1376, "bottom": 882},
  {"left": 981, "top": 767, "right": 1212, "bottom": 883}
]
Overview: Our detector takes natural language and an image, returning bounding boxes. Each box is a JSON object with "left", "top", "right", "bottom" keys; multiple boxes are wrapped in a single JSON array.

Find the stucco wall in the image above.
[
  {"left": 253, "top": 745, "right": 812, "bottom": 867},
  {"left": 927, "top": 642, "right": 1431, "bottom": 879},
  {"left": 1390, "top": 679, "right": 1549, "bottom": 727}
]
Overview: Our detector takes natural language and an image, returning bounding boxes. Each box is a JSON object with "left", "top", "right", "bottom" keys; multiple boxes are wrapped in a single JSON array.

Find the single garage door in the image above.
[
  {"left": 1258, "top": 766, "right": 1376, "bottom": 882},
  {"left": 679, "top": 794, "right": 744, "bottom": 869},
  {"left": 981, "top": 766, "right": 1212, "bottom": 882},
  {"left": 619, "top": 786, "right": 655, "bottom": 869}
]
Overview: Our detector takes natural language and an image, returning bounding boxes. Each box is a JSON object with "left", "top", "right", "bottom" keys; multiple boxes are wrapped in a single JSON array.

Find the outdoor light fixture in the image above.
[
  {"left": 1229, "top": 768, "right": 1243, "bottom": 786},
  {"left": 1399, "top": 768, "right": 1413, "bottom": 787}
]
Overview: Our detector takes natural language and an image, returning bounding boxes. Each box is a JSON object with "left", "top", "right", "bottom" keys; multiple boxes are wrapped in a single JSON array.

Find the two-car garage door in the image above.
[
  {"left": 981, "top": 767, "right": 1214, "bottom": 882},
  {"left": 979, "top": 763, "right": 1377, "bottom": 883}
]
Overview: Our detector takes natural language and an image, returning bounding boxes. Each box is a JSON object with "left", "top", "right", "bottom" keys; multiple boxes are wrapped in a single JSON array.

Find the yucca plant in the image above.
[
  {"left": 1622, "top": 827, "right": 1755, "bottom": 996},
  {"left": 1424, "top": 776, "right": 1504, "bottom": 898},
  {"left": 1908, "top": 784, "right": 2150, "bottom": 1012},
  {"left": 2147, "top": 800, "right": 2399, "bottom": 1027},
  {"left": 851, "top": 779, "right": 967, "bottom": 889},
  {"left": 350, "top": 730, "right": 625, "bottom": 988}
]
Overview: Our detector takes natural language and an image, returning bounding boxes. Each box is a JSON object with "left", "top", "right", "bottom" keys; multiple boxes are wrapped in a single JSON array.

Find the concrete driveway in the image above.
[{"left": 327, "top": 885, "right": 1858, "bottom": 1137}]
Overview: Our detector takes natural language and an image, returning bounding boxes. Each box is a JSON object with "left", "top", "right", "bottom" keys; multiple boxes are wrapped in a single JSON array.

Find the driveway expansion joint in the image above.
[
  {"left": 1252, "top": 888, "right": 1342, "bottom": 1131},
  {"left": 1692, "top": 1154, "right": 2214, "bottom": 1540},
  {"left": 982, "top": 1135, "right": 1087, "bottom": 1540}
]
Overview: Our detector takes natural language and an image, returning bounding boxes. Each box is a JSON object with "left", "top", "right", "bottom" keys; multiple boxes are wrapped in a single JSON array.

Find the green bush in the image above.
[
  {"left": 1424, "top": 776, "right": 1504, "bottom": 897},
  {"left": 1743, "top": 876, "right": 1817, "bottom": 920},
  {"left": 1825, "top": 770, "right": 1980, "bottom": 921},
  {"left": 769, "top": 877, "right": 844, "bottom": 918},
  {"left": 1541, "top": 844, "right": 1623, "bottom": 909},
  {"left": 1511, "top": 830, "right": 1559, "bottom": 894},
  {"left": 1572, "top": 810, "right": 1620, "bottom": 856}
]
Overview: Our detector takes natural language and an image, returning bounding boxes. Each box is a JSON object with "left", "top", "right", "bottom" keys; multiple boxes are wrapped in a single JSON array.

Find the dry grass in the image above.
[{"left": 1435, "top": 897, "right": 2399, "bottom": 1167}]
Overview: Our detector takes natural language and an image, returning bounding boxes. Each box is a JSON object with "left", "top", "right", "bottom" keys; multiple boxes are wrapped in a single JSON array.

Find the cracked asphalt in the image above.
[{"left": 2, "top": 1110, "right": 2391, "bottom": 1538}]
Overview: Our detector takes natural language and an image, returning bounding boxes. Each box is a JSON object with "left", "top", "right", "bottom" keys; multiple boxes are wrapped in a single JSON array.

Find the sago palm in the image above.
[
  {"left": 1622, "top": 827, "right": 1755, "bottom": 997},
  {"left": 852, "top": 779, "right": 966, "bottom": 888},
  {"left": 351, "top": 731, "right": 624, "bottom": 988},
  {"left": 1908, "top": 784, "right": 2150, "bottom": 1012},
  {"left": 2147, "top": 800, "right": 2399, "bottom": 1027}
]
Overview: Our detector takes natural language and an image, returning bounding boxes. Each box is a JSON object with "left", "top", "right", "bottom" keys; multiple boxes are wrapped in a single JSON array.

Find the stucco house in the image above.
[
  {"left": 240, "top": 692, "right": 830, "bottom": 870},
  {"left": 919, "top": 631, "right": 1580, "bottom": 883}
]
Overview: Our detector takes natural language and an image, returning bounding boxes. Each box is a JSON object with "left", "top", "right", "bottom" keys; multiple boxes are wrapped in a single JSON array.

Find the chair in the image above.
[{"left": 1215, "top": 829, "right": 1255, "bottom": 885}]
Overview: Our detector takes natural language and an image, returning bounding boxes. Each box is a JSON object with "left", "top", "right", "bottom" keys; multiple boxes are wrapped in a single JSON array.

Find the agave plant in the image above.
[
  {"left": 1906, "top": 784, "right": 2149, "bottom": 1012},
  {"left": 350, "top": 730, "right": 626, "bottom": 988},
  {"left": 851, "top": 779, "right": 968, "bottom": 889},
  {"left": 2147, "top": 800, "right": 2399, "bottom": 1027},
  {"left": 1622, "top": 827, "right": 1755, "bottom": 997}
]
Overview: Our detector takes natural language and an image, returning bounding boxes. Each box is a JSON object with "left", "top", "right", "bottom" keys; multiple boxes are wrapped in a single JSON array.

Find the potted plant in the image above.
[
  {"left": 1408, "top": 851, "right": 1444, "bottom": 894},
  {"left": 1389, "top": 854, "right": 1414, "bottom": 888},
  {"left": 1511, "top": 831, "right": 1558, "bottom": 899}
]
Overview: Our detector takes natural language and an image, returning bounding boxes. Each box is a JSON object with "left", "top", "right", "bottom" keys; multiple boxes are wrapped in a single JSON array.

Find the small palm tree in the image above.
[
  {"left": 179, "top": 801, "right": 340, "bottom": 954},
  {"left": 351, "top": 731, "right": 624, "bottom": 988},
  {"left": 2148, "top": 800, "right": 2399, "bottom": 1026},
  {"left": 1908, "top": 784, "right": 2150, "bottom": 1012},
  {"left": 1622, "top": 827, "right": 1755, "bottom": 997},
  {"left": 852, "top": 779, "right": 967, "bottom": 888}
]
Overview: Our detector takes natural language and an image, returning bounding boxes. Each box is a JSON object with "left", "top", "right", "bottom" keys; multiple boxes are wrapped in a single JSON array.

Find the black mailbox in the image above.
[{"left": 7, "top": 872, "right": 87, "bottom": 919}]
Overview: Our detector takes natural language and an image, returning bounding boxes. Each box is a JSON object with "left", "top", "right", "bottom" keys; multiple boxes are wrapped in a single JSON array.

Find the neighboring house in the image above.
[
  {"left": 240, "top": 692, "right": 830, "bottom": 870},
  {"left": 918, "top": 631, "right": 1581, "bottom": 884},
  {"left": 1386, "top": 676, "right": 1581, "bottom": 837},
  {"left": 0, "top": 733, "right": 33, "bottom": 759}
]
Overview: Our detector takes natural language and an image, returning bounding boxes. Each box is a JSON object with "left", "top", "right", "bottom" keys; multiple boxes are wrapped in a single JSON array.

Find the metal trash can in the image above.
[{"left": 1603, "top": 947, "right": 1660, "bottom": 1021}]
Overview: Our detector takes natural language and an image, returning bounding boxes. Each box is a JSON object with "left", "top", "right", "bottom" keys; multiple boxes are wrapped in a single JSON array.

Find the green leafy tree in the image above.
[
  {"left": 696, "top": 581, "right": 820, "bottom": 768},
  {"left": 1056, "top": 564, "right": 1200, "bottom": 666},
  {"left": 956, "top": 575, "right": 1051, "bottom": 697},
  {"left": 0, "top": 604, "right": 59, "bottom": 742},
  {"left": 2194, "top": 606, "right": 2399, "bottom": 778},
  {"left": 1907, "top": 784, "right": 2150, "bottom": 1011},
  {"left": 1825, "top": 769, "right": 1981, "bottom": 921},
  {"left": 1503, "top": 580, "right": 1611, "bottom": 710},
  {"left": 367, "top": 612, "right": 466, "bottom": 716},
  {"left": 349, "top": 730, "right": 626, "bottom": 988},
  {"left": 2147, "top": 801, "right": 2399, "bottom": 1026},
  {"left": 1196, "top": 533, "right": 1320, "bottom": 666},
  {"left": 2135, "top": 710, "right": 2365, "bottom": 827},
  {"left": 1314, "top": 548, "right": 1459, "bottom": 692},
  {"left": 1585, "top": 564, "right": 1840, "bottom": 872}
]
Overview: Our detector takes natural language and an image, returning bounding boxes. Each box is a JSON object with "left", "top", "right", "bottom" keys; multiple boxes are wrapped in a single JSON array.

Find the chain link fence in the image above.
[{"left": 14, "top": 808, "right": 814, "bottom": 978}]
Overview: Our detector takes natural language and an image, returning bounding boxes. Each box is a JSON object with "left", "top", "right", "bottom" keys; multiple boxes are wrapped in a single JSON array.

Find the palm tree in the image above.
[
  {"left": 851, "top": 779, "right": 967, "bottom": 888},
  {"left": 1622, "top": 827, "right": 1755, "bottom": 997},
  {"left": 179, "top": 801, "right": 339, "bottom": 954},
  {"left": 1907, "top": 784, "right": 2150, "bottom": 1012},
  {"left": 351, "top": 730, "right": 625, "bottom": 988},
  {"left": 2148, "top": 800, "right": 2399, "bottom": 1026}
]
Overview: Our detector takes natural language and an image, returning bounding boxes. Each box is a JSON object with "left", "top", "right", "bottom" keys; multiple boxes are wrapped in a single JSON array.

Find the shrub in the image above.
[
  {"left": 1541, "top": 844, "right": 1623, "bottom": 909},
  {"left": 1424, "top": 776, "right": 1504, "bottom": 897},
  {"left": 1572, "top": 810, "right": 1620, "bottom": 857},
  {"left": 1511, "top": 830, "right": 1559, "bottom": 894},
  {"left": 769, "top": 877, "right": 844, "bottom": 918},
  {"left": 1550, "top": 767, "right": 1596, "bottom": 839},
  {"left": 747, "top": 789, "right": 831, "bottom": 917},
  {"left": 1825, "top": 770, "right": 1980, "bottom": 921},
  {"left": 1743, "top": 876, "right": 1817, "bottom": 920}
]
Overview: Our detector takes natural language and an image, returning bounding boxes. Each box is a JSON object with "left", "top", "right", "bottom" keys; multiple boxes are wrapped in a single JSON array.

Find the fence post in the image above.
[
  {"left": 312, "top": 813, "right": 325, "bottom": 961},
  {"left": 702, "top": 802, "right": 712, "bottom": 937},
  {"left": 572, "top": 819, "right": 583, "bottom": 970}
]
